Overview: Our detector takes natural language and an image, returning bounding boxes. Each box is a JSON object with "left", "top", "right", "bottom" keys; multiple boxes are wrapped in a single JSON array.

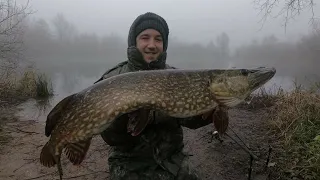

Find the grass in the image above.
[
  {"left": 0, "top": 67, "right": 54, "bottom": 99},
  {"left": 34, "top": 72, "right": 54, "bottom": 98},
  {"left": 242, "top": 85, "right": 284, "bottom": 110},
  {"left": 251, "top": 81, "right": 320, "bottom": 180}
]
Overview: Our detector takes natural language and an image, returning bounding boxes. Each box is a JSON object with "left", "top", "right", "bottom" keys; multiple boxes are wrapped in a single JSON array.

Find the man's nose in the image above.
[{"left": 147, "top": 39, "right": 156, "bottom": 49}]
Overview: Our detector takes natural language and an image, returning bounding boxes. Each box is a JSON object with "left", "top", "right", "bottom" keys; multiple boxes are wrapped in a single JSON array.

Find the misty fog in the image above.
[{"left": 9, "top": 0, "right": 320, "bottom": 97}]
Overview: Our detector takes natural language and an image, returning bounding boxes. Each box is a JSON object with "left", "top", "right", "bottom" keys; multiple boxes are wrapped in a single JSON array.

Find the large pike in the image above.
[{"left": 40, "top": 67, "right": 276, "bottom": 179}]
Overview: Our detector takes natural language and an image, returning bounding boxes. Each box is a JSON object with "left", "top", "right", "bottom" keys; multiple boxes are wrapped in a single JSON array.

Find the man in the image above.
[{"left": 94, "top": 12, "right": 228, "bottom": 180}]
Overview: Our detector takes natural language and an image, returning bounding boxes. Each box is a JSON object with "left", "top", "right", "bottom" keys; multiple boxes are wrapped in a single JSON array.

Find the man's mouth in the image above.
[{"left": 145, "top": 52, "right": 157, "bottom": 55}]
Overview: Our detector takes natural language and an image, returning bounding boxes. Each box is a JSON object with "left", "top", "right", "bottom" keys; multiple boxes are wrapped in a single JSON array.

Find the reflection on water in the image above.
[
  {"left": 16, "top": 73, "right": 295, "bottom": 122},
  {"left": 16, "top": 98, "right": 55, "bottom": 121},
  {"left": 16, "top": 73, "right": 99, "bottom": 122},
  {"left": 258, "top": 75, "right": 295, "bottom": 92}
]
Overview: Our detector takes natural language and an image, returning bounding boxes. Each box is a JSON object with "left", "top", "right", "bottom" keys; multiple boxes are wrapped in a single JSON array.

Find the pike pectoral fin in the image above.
[
  {"left": 40, "top": 142, "right": 56, "bottom": 167},
  {"left": 127, "top": 109, "right": 151, "bottom": 136},
  {"left": 64, "top": 138, "right": 92, "bottom": 165},
  {"left": 45, "top": 93, "right": 77, "bottom": 137},
  {"left": 212, "top": 106, "right": 229, "bottom": 135}
]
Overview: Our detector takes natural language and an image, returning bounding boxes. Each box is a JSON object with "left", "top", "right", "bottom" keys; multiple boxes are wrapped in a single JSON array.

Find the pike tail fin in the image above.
[
  {"left": 40, "top": 141, "right": 64, "bottom": 180},
  {"left": 40, "top": 142, "right": 56, "bottom": 167},
  {"left": 64, "top": 138, "right": 92, "bottom": 165}
]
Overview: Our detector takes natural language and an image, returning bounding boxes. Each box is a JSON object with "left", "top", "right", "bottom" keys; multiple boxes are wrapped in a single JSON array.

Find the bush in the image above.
[
  {"left": 267, "top": 82, "right": 320, "bottom": 180},
  {"left": 34, "top": 72, "right": 54, "bottom": 98},
  {"left": 0, "top": 67, "right": 54, "bottom": 99}
]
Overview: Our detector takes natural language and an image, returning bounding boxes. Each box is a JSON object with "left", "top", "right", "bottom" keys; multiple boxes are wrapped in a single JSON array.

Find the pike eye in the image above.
[{"left": 240, "top": 69, "right": 249, "bottom": 76}]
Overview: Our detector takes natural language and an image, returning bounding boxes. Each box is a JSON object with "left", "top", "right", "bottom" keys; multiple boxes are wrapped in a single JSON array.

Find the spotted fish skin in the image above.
[{"left": 39, "top": 67, "right": 276, "bottom": 180}]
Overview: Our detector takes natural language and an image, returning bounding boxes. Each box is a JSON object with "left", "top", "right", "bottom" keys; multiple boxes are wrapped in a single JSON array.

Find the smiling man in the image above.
[
  {"left": 94, "top": 12, "right": 228, "bottom": 180},
  {"left": 136, "top": 28, "right": 163, "bottom": 63}
]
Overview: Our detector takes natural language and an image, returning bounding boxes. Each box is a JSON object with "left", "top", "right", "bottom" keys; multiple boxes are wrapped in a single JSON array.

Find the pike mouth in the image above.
[{"left": 248, "top": 67, "right": 276, "bottom": 91}]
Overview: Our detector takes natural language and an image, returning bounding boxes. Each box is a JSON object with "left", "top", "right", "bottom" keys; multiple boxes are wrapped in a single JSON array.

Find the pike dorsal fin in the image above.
[{"left": 45, "top": 93, "right": 77, "bottom": 137}]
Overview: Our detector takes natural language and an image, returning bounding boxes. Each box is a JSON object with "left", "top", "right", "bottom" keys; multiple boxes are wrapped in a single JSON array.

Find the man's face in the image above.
[{"left": 136, "top": 29, "right": 164, "bottom": 63}]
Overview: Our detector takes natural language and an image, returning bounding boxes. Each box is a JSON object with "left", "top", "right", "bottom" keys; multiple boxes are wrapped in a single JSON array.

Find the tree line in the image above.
[
  {"left": 22, "top": 13, "right": 319, "bottom": 79},
  {"left": 0, "top": 0, "right": 319, "bottom": 81}
]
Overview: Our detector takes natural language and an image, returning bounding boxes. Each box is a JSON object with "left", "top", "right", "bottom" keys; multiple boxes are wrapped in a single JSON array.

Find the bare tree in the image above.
[
  {"left": 254, "top": 0, "right": 318, "bottom": 30},
  {"left": 0, "top": 0, "right": 33, "bottom": 77},
  {"left": 311, "top": 18, "right": 320, "bottom": 35},
  {"left": 52, "top": 13, "right": 77, "bottom": 42}
]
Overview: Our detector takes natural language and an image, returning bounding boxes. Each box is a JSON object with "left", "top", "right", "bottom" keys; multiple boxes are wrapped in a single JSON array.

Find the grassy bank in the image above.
[
  {"left": 0, "top": 67, "right": 54, "bottom": 100},
  {"left": 249, "top": 82, "right": 320, "bottom": 180},
  {"left": 0, "top": 66, "right": 54, "bottom": 148}
]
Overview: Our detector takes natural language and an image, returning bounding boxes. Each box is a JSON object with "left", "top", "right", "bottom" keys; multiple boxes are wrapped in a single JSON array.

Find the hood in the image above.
[{"left": 127, "top": 46, "right": 167, "bottom": 70}]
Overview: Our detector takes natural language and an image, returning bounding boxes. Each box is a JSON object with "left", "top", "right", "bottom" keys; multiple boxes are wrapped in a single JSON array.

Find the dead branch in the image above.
[
  {"left": 0, "top": 0, "right": 34, "bottom": 74},
  {"left": 23, "top": 171, "right": 108, "bottom": 180},
  {"left": 3, "top": 126, "right": 40, "bottom": 134},
  {"left": 13, "top": 158, "right": 37, "bottom": 172},
  {"left": 254, "top": 0, "right": 318, "bottom": 31},
  {"left": 23, "top": 172, "right": 57, "bottom": 180},
  {"left": 63, "top": 171, "right": 108, "bottom": 179},
  {"left": 225, "top": 132, "right": 259, "bottom": 160}
]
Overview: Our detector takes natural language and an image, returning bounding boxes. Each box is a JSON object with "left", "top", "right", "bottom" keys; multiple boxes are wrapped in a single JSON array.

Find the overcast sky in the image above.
[{"left": 17, "top": 0, "right": 319, "bottom": 49}]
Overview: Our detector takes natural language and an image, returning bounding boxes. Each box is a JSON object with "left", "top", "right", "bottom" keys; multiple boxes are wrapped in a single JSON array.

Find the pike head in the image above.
[{"left": 208, "top": 67, "right": 276, "bottom": 107}]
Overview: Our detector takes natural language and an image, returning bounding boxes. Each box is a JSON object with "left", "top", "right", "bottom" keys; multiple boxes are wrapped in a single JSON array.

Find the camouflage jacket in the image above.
[{"left": 94, "top": 47, "right": 213, "bottom": 178}]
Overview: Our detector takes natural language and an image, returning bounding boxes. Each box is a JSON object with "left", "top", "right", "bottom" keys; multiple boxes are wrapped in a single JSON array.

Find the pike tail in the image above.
[
  {"left": 40, "top": 142, "right": 64, "bottom": 180},
  {"left": 64, "top": 138, "right": 92, "bottom": 165}
]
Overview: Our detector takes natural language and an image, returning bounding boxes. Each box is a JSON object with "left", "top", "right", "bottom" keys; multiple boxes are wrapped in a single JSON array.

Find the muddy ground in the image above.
[{"left": 0, "top": 99, "right": 279, "bottom": 180}]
